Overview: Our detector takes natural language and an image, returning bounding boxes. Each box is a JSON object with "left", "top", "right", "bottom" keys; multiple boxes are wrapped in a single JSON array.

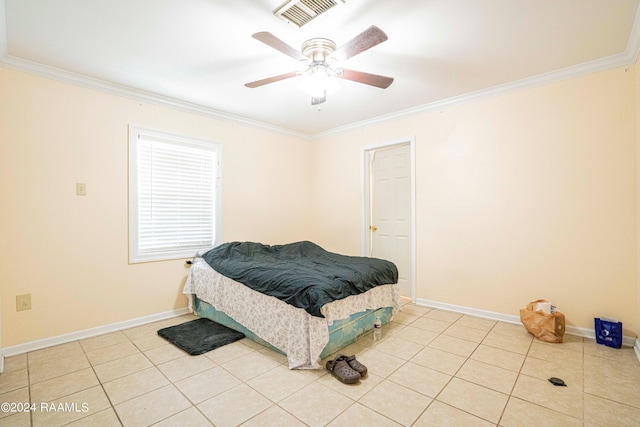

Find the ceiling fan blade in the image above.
[
  {"left": 338, "top": 69, "right": 394, "bottom": 89},
  {"left": 331, "top": 26, "right": 388, "bottom": 62},
  {"left": 245, "top": 71, "right": 298, "bottom": 88},
  {"left": 252, "top": 32, "right": 307, "bottom": 62}
]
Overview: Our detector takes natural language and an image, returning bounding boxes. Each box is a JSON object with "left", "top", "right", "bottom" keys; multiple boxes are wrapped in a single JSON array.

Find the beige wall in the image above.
[
  {"left": 1, "top": 61, "right": 638, "bottom": 348},
  {"left": 311, "top": 66, "right": 638, "bottom": 335},
  {"left": 0, "top": 69, "right": 312, "bottom": 347}
]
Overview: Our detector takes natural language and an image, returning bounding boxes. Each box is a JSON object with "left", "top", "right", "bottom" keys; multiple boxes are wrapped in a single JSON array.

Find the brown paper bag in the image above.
[{"left": 519, "top": 299, "right": 565, "bottom": 343}]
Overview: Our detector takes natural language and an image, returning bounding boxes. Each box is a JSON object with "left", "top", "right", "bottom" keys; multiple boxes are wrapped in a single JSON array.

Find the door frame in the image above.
[{"left": 361, "top": 136, "right": 416, "bottom": 302}]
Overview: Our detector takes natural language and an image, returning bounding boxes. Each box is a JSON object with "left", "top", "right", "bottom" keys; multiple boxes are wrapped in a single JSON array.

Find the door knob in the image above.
[{"left": 369, "top": 225, "right": 378, "bottom": 232}]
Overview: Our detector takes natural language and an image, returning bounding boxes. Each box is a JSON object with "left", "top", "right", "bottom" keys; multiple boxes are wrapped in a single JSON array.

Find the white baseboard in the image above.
[
  {"left": 415, "top": 298, "right": 639, "bottom": 355},
  {"left": 3, "top": 302, "right": 639, "bottom": 365},
  {"left": 416, "top": 298, "right": 520, "bottom": 324},
  {"left": 1, "top": 307, "right": 189, "bottom": 358}
]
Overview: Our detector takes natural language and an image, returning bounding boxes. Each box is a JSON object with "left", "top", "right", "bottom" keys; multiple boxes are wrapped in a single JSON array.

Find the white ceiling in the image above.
[{"left": 2, "top": 0, "right": 639, "bottom": 137}]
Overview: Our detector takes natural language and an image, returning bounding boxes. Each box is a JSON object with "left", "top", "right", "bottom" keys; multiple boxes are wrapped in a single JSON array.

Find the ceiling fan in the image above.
[{"left": 245, "top": 26, "right": 394, "bottom": 105}]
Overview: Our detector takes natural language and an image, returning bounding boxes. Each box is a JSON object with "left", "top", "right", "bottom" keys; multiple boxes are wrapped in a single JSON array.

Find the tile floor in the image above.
[{"left": 1, "top": 300, "right": 640, "bottom": 426}]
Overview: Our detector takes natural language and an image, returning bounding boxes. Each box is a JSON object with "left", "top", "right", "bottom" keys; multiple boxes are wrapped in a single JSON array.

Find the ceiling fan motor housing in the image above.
[{"left": 301, "top": 38, "right": 337, "bottom": 62}]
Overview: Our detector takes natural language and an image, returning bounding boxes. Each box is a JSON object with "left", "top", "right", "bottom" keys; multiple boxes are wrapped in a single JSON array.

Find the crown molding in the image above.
[
  {"left": 627, "top": 1, "right": 640, "bottom": 64},
  {"left": 0, "top": 55, "right": 310, "bottom": 140},
  {"left": 2, "top": 2, "right": 639, "bottom": 140},
  {"left": 311, "top": 4, "right": 640, "bottom": 139},
  {"left": 311, "top": 51, "right": 639, "bottom": 140}
]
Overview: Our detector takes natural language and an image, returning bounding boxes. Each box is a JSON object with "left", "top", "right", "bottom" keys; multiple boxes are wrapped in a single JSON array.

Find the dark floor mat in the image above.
[{"left": 157, "top": 318, "right": 245, "bottom": 355}]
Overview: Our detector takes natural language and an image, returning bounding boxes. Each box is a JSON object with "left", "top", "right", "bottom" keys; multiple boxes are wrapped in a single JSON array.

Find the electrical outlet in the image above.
[{"left": 16, "top": 294, "right": 32, "bottom": 311}]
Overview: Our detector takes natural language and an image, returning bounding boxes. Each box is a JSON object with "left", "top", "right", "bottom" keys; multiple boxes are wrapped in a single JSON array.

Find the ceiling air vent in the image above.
[{"left": 274, "top": 0, "right": 346, "bottom": 28}]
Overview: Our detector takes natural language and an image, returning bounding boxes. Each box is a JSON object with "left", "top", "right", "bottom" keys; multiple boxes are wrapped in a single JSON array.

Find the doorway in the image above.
[{"left": 362, "top": 138, "right": 415, "bottom": 300}]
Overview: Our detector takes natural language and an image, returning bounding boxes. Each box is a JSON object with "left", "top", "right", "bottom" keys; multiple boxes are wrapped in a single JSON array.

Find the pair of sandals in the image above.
[{"left": 326, "top": 354, "right": 368, "bottom": 384}]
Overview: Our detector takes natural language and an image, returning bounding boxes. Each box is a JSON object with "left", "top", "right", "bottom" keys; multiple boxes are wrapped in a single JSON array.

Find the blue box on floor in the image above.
[{"left": 594, "top": 317, "right": 623, "bottom": 348}]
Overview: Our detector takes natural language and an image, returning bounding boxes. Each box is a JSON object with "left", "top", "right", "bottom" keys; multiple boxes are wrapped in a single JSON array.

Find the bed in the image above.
[{"left": 183, "top": 241, "right": 401, "bottom": 369}]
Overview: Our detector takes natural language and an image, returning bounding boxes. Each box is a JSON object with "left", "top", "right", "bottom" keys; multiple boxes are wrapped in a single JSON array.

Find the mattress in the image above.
[
  {"left": 184, "top": 256, "right": 400, "bottom": 369},
  {"left": 199, "top": 241, "right": 399, "bottom": 317},
  {"left": 192, "top": 297, "right": 394, "bottom": 360}
]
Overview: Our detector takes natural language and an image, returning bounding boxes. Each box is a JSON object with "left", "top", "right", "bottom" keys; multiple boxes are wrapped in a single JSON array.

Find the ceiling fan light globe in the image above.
[{"left": 297, "top": 66, "right": 341, "bottom": 97}]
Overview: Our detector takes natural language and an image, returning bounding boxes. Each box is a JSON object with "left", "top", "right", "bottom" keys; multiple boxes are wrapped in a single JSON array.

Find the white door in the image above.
[{"left": 368, "top": 143, "right": 413, "bottom": 298}]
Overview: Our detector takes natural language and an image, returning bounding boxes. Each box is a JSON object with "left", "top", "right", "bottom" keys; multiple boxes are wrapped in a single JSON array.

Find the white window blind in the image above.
[{"left": 129, "top": 126, "right": 221, "bottom": 263}]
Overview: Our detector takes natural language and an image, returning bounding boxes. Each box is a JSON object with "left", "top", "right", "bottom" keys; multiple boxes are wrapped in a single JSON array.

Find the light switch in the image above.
[
  {"left": 16, "top": 294, "right": 32, "bottom": 311},
  {"left": 76, "top": 183, "right": 87, "bottom": 196}
]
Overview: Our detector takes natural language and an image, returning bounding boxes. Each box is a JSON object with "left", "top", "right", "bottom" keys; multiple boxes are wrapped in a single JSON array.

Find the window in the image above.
[{"left": 129, "top": 126, "right": 221, "bottom": 263}]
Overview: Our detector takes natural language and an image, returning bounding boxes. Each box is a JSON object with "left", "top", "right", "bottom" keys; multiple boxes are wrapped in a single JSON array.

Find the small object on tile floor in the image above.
[
  {"left": 373, "top": 315, "right": 382, "bottom": 341},
  {"left": 326, "top": 355, "right": 361, "bottom": 384},
  {"left": 548, "top": 377, "right": 567, "bottom": 387},
  {"left": 345, "top": 355, "right": 368, "bottom": 377}
]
